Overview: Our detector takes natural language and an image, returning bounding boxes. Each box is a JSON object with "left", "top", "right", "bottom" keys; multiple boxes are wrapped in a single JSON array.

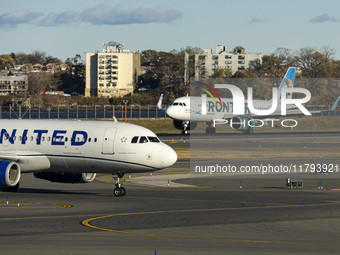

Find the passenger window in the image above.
[
  {"left": 131, "top": 136, "right": 138, "bottom": 143},
  {"left": 94, "top": 138, "right": 97, "bottom": 142},
  {"left": 139, "top": 136, "right": 148, "bottom": 143},
  {"left": 148, "top": 137, "right": 160, "bottom": 143},
  {"left": 183, "top": 103, "right": 186, "bottom": 106},
  {"left": 65, "top": 137, "right": 68, "bottom": 142},
  {"left": 89, "top": 138, "right": 91, "bottom": 142}
]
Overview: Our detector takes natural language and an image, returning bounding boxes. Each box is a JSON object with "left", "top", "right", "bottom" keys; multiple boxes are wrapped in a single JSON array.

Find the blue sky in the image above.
[{"left": 1, "top": 0, "right": 340, "bottom": 61}]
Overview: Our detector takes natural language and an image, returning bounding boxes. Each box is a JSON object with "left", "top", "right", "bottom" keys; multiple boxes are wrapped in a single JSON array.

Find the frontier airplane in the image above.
[{"left": 158, "top": 67, "right": 339, "bottom": 134}]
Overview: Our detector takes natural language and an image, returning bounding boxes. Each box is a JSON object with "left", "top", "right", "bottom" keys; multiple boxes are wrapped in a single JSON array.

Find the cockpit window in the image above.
[
  {"left": 148, "top": 136, "right": 160, "bottom": 143},
  {"left": 131, "top": 136, "right": 138, "bottom": 143},
  {"left": 139, "top": 136, "right": 148, "bottom": 143},
  {"left": 172, "top": 102, "right": 186, "bottom": 106}
]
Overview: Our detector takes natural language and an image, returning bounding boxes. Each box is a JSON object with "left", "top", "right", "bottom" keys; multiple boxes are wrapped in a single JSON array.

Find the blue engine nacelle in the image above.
[
  {"left": 0, "top": 161, "right": 21, "bottom": 189},
  {"left": 33, "top": 172, "right": 96, "bottom": 183}
]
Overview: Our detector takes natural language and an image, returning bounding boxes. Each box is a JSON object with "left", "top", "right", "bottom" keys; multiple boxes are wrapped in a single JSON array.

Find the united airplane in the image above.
[{"left": 0, "top": 119, "right": 177, "bottom": 196}]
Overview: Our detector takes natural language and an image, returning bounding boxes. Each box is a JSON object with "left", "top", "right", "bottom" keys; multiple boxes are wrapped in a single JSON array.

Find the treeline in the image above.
[
  {"left": 139, "top": 46, "right": 340, "bottom": 105},
  {"left": 0, "top": 51, "right": 85, "bottom": 98},
  {"left": 1, "top": 46, "right": 340, "bottom": 106}
]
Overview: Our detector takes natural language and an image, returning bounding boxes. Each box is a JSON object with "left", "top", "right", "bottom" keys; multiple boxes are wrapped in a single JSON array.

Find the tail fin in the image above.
[
  {"left": 331, "top": 96, "right": 340, "bottom": 110},
  {"left": 157, "top": 94, "right": 167, "bottom": 111},
  {"left": 278, "top": 67, "right": 296, "bottom": 99},
  {"left": 277, "top": 67, "right": 296, "bottom": 111}
]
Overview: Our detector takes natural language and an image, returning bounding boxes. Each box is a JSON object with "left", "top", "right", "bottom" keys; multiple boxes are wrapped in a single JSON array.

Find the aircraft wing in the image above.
[
  {"left": 250, "top": 96, "right": 340, "bottom": 119},
  {"left": 283, "top": 96, "right": 340, "bottom": 116},
  {"left": 0, "top": 152, "right": 19, "bottom": 162},
  {"left": 0, "top": 151, "right": 51, "bottom": 172}
]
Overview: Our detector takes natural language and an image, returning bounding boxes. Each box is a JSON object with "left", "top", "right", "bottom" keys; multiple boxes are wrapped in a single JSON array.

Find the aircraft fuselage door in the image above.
[{"left": 102, "top": 127, "right": 117, "bottom": 154}]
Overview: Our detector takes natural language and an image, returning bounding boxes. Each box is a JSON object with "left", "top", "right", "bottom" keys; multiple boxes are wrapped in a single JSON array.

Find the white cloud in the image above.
[
  {"left": 249, "top": 18, "right": 268, "bottom": 24},
  {"left": 79, "top": 4, "right": 182, "bottom": 25},
  {"left": 0, "top": 11, "right": 43, "bottom": 28},
  {"left": 38, "top": 11, "right": 78, "bottom": 26},
  {"left": 0, "top": 4, "right": 182, "bottom": 29},
  {"left": 309, "top": 13, "right": 339, "bottom": 23}
]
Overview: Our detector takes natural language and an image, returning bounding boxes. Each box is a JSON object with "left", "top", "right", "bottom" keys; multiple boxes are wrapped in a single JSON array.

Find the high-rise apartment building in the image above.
[{"left": 85, "top": 42, "right": 141, "bottom": 97}]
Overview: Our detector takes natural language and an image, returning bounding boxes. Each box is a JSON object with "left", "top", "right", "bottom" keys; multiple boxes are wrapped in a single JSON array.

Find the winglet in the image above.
[
  {"left": 331, "top": 96, "right": 340, "bottom": 110},
  {"left": 157, "top": 94, "right": 167, "bottom": 111}
]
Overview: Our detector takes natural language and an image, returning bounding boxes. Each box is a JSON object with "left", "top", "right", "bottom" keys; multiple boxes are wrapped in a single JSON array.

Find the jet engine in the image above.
[
  {"left": 173, "top": 120, "right": 197, "bottom": 131},
  {"left": 0, "top": 161, "right": 21, "bottom": 191},
  {"left": 34, "top": 172, "right": 97, "bottom": 183},
  {"left": 230, "top": 116, "right": 254, "bottom": 133}
]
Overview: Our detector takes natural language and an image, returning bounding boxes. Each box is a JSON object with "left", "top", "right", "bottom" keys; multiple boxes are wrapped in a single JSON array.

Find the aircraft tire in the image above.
[
  {"left": 120, "top": 187, "right": 126, "bottom": 196},
  {"left": 113, "top": 187, "right": 122, "bottom": 197}
]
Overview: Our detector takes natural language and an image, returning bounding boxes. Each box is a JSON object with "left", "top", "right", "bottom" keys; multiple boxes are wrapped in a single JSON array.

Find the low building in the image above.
[
  {"left": 1, "top": 63, "right": 70, "bottom": 76},
  {"left": 0, "top": 75, "right": 28, "bottom": 95}
]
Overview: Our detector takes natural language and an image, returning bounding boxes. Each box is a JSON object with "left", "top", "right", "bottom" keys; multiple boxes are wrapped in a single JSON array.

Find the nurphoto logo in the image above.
[{"left": 201, "top": 84, "right": 311, "bottom": 116}]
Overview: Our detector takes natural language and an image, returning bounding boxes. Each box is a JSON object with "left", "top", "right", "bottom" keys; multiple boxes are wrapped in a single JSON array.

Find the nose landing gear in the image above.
[{"left": 113, "top": 173, "right": 126, "bottom": 197}]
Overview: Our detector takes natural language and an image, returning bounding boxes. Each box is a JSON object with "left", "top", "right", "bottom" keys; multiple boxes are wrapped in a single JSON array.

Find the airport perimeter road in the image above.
[{"left": 1, "top": 172, "right": 340, "bottom": 255}]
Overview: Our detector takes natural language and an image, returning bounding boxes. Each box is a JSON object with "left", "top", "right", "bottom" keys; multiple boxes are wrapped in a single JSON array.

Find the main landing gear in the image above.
[
  {"left": 113, "top": 173, "right": 126, "bottom": 197},
  {"left": 205, "top": 122, "right": 216, "bottom": 134}
]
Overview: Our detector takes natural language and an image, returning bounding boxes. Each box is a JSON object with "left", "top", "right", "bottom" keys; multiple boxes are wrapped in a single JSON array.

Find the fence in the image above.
[
  {"left": 0, "top": 105, "right": 167, "bottom": 119},
  {"left": 0, "top": 105, "right": 338, "bottom": 119}
]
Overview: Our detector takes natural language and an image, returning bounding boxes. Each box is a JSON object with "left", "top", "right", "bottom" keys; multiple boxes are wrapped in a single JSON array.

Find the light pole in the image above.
[{"left": 123, "top": 100, "right": 128, "bottom": 123}]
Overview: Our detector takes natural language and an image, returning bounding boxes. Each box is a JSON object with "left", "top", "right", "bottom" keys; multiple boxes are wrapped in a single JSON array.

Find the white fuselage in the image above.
[
  {"left": 166, "top": 96, "right": 279, "bottom": 121},
  {"left": 0, "top": 120, "right": 177, "bottom": 174}
]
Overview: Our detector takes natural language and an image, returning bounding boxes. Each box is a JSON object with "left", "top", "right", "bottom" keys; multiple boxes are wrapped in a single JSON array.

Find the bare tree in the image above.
[
  {"left": 294, "top": 46, "right": 335, "bottom": 78},
  {"left": 28, "top": 72, "right": 52, "bottom": 95}
]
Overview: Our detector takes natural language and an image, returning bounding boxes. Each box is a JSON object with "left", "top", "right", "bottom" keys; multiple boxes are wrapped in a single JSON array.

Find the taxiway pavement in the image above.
[{"left": 1, "top": 131, "right": 340, "bottom": 255}]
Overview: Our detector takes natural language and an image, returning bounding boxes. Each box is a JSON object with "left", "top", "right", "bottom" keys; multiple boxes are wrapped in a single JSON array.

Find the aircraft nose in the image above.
[
  {"left": 160, "top": 144, "right": 177, "bottom": 168},
  {"left": 166, "top": 107, "right": 175, "bottom": 119}
]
